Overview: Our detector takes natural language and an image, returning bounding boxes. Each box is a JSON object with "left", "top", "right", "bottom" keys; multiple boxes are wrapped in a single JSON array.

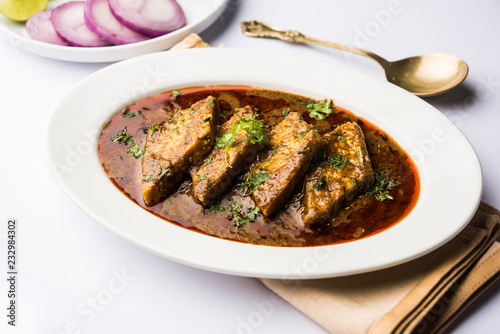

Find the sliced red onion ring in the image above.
[
  {"left": 51, "top": 2, "right": 111, "bottom": 47},
  {"left": 26, "top": 10, "right": 69, "bottom": 46},
  {"left": 108, "top": 0, "right": 186, "bottom": 37},
  {"left": 84, "top": 0, "right": 151, "bottom": 45}
]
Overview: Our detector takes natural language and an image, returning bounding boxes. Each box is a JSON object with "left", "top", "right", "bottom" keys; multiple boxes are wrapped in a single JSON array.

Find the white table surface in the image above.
[{"left": 1, "top": 0, "right": 500, "bottom": 333}]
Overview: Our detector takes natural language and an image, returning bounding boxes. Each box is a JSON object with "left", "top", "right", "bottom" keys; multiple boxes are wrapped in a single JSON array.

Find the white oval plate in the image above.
[
  {"left": 0, "top": 0, "right": 227, "bottom": 62},
  {"left": 45, "top": 48, "right": 482, "bottom": 279}
]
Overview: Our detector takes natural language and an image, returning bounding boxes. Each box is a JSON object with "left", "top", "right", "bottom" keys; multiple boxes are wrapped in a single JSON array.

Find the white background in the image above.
[{"left": 1, "top": 0, "right": 500, "bottom": 333}]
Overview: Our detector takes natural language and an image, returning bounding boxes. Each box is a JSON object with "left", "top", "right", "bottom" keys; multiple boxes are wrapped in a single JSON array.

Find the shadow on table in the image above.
[
  {"left": 200, "top": 0, "right": 241, "bottom": 43},
  {"left": 422, "top": 82, "right": 476, "bottom": 111}
]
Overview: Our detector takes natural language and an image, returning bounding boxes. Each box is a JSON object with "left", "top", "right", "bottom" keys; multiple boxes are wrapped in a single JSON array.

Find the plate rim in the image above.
[{"left": 45, "top": 48, "right": 483, "bottom": 279}]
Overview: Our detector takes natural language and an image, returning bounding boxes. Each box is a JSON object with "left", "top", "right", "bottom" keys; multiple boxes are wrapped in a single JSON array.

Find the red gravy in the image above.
[{"left": 98, "top": 86, "right": 420, "bottom": 247}]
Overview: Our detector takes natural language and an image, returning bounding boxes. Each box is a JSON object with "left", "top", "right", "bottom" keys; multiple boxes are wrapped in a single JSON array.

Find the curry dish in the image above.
[{"left": 98, "top": 86, "right": 420, "bottom": 247}]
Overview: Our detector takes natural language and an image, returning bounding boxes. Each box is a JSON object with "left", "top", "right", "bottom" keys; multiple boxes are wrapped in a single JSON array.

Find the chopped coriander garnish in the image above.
[
  {"left": 188, "top": 108, "right": 196, "bottom": 114},
  {"left": 200, "top": 175, "right": 208, "bottom": 180},
  {"left": 299, "top": 130, "right": 308, "bottom": 138},
  {"left": 215, "top": 115, "right": 266, "bottom": 167},
  {"left": 119, "top": 155, "right": 123, "bottom": 160},
  {"left": 334, "top": 131, "right": 348, "bottom": 142},
  {"left": 247, "top": 206, "right": 261, "bottom": 220},
  {"left": 169, "top": 127, "right": 178, "bottom": 133},
  {"left": 229, "top": 203, "right": 242, "bottom": 214},
  {"left": 282, "top": 108, "right": 290, "bottom": 117},
  {"left": 203, "top": 157, "right": 213, "bottom": 165},
  {"left": 358, "top": 146, "right": 364, "bottom": 163},
  {"left": 326, "top": 154, "right": 349, "bottom": 169},
  {"left": 150, "top": 122, "right": 159, "bottom": 136},
  {"left": 230, "top": 205, "right": 261, "bottom": 228},
  {"left": 122, "top": 109, "right": 139, "bottom": 118},
  {"left": 110, "top": 128, "right": 133, "bottom": 145},
  {"left": 312, "top": 176, "right": 327, "bottom": 191},
  {"left": 367, "top": 171, "right": 401, "bottom": 201},
  {"left": 172, "top": 90, "right": 181, "bottom": 97},
  {"left": 306, "top": 99, "right": 333, "bottom": 120},
  {"left": 206, "top": 100, "right": 214, "bottom": 107},
  {"left": 174, "top": 108, "right": 181, "bottom": 114},
  {"left": 240, "top": 116, "right": 266, "bottom": 145},
  {"left": 143, "top": 173, "right": 153, "bottom": 182},
  {"left": 315, "top": 149, "right": 348, "bottom": 170},
  {"left": 205, "top": 201, "right": 225, "bottom": 214},
  {"left": 241, "top": 169, "right": 269, "bottom": 195},
  {"left": 203, "top": 117, "right": 211, "bottom": 123},
  {"left": 141, "top": 127, "right": 149, "bottom": 134},
  {"left": 126, "top": 144, "right": 144, "bottom": 158}
]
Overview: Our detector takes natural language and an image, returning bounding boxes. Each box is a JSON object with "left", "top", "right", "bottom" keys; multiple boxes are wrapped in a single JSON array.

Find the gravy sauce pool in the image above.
[{"left": 98, "top": 86, "right": 420, "bottom": 247}]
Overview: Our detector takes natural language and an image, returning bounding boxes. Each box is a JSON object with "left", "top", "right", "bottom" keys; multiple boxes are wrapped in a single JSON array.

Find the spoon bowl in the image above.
[
  {"left": 384, "top": 53, "right": 469, "bottom": 97},
  {"left": 241, "top": 21, "right": 469, "bottom": 97}
]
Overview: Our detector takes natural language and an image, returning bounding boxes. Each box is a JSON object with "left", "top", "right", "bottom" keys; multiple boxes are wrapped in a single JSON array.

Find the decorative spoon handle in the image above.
[
  {"left": 241, "top": 20, "right": 469, "bottom": 97},
  {"left": 241, "top": 20, "right": 389, "bottom": 66}
]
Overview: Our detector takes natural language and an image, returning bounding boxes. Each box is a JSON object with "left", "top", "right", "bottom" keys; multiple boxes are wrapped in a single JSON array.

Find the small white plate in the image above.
[
  {"left": 0, "top": 0, "right": 228, "bottom": 62},
  {"left": 45, "top": 48, "right": 482, "bottom": 279}
]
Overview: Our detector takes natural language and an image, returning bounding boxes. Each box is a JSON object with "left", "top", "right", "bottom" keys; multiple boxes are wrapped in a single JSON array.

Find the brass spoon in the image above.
[{"left": 241, "top": 21, "right": 469, "bottom": 97}]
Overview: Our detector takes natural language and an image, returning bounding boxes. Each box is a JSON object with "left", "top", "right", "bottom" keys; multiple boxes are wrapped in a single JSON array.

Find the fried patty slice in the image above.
[
  {"left": 190, "top": 106, "right": 264, "bottom": 206},
  {"left": 302, "top": 122, "right": 374, "bottom": 226},
  {"left": 142, "top": 96, "right": 218, "bottom": 206},
  {"left": 251, "top": 112, "right": 321, "bottom": 217}
]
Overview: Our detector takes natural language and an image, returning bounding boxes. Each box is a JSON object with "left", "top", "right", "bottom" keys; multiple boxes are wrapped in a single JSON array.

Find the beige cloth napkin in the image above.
[
  {"left": 171, "top": 33, "right": 212, "bottom": 50},
  {"left": 171, "top": 35, "right": 500, "bottom": 334},
  {"left": 260, "top": 202, "right": 500, "bottom": 334}
]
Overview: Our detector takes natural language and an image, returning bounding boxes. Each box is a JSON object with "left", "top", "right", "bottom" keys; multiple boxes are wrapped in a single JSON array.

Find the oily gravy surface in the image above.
[{"left": 98, "top": 86, "right": 420, "bottom": 247}]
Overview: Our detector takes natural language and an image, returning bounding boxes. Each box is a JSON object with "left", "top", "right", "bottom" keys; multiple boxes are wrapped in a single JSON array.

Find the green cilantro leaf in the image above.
[
  {"left": 326, "top": 154, "right": 349, "bottom": 169},
  {"left": 312, "top": 176, "right": 327, "bottom": 191},
  {"left": 122, "top": 109, "right": 139, "bottom": 118},
  {"left": 231, "top": 205, "right": 261, "bottom": 228},
  {"left": 215, "top": 114, "right": 266, "bottom": 167},
  {"left": 126, "top": 144, "right": 144, "bottom": 158},
  {"left": 150, "top": 122, "right": 160, "bottom": 136},
  {"left": 367, "top": 171, "right": 401, "bottom": 201},
  {"left": 241, "top": 169, "right": 269, "bottom": 195},
  {"left": 205, "top": 201, "right": 226, "bottom": 214},
  {"left": 110, "top": 128, "right": 133, "bottom": 145},
  {"left": 306, "top": 99, "right": 333, "bottom": 120}
]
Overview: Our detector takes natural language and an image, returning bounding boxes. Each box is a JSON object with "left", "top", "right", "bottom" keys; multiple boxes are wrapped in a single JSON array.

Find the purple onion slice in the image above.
[
  {"left": 26, "top": 9, "right": 69, "bottom": 46},
  {"left": 84, "top": 0, "right": 151, "bottom": 45},
  {"left": 51, "top": 1, "right": 111, "bottom": 47},
  {"left": 108, "top": 0, "right": 186, "bottom": 37}
]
